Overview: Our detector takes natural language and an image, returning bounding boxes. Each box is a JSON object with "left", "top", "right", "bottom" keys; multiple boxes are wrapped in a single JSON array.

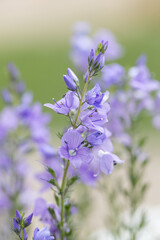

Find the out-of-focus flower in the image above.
[
  {"left": 33, "top": 226, "right": 55, "bottom": 240},
  {"left": 70, "top": 22, "right": 123, "bottom": 73},
  {"left": 101, "top": 63, "right": 126, "bottom": 88}
]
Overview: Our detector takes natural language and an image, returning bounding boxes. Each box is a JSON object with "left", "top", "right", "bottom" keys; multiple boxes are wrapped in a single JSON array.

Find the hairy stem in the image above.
[
  {"left": 21, "top": 229, "right": 24, "bottom": 240},
  {"left": 60, "top": 160, "right": 70, "bottom": 240},
  {"left": 73, "top": 74, "right": 91, "bottom": 129}
]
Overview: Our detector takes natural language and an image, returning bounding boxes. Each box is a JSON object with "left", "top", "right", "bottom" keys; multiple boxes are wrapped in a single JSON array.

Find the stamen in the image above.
[
  {"left": 69, "top": 149, "right": 76, "bottom": 156},
  {"left": 52, "top": 98, "right": 61, "bottom": 108},
  {"left": 92, "top": 118, "right": 103, "bottom": 123}
]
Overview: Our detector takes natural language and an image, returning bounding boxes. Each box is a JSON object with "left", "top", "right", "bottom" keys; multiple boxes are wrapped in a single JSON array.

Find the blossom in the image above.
[
  {"left": 33, "top": 226, "right": 54, "bottom": 240},
  {"left": 151, "top": 91, "right": 160, "bottom": 130},
  {"left": 34, "top": 198, "right": 60, "bottom": 235},
  {"left": 93, "top": 29, "right": 123, "bottom": 61},
  {"left": 13, "top": 218, "right": 21, "bottom": 234},
  {"left": 101, "top": 63, "right": 126, "bottom": 88},
  {"left": 63, "top": 68, "right": 79, "bottom": 90},
  {"left": 80, "top": 102, "right": 110, "bottom": 133},
  {"left": 86, "top": 83, "right": 109, "bottom": 107},
  {"left": 129, "top": 57, "right": 159, "bottom": 94},
  {"left": 1, "top": 88, "right": 13, "bottom": 104},
  {"left": 13, "top": 211, "right": 33, "bottom": 239},
  {"left": 87, "top": 130, "right": 106, "bottom": 146},
  {"left": 58, "top": 129, "right": 93, "bottom": 168},
  {"left": 88, "top": 43, "right": 107, "bottom": 76},
  {"left": 7, "top": 62, "right": 20, "bottom": 80},
  {"left": 70, "top": 22, "right": 123, "bottom": 73},
  {"left": 92, "top": 149, "right": 124, "bottom": 176},
  {"left": 24, "top": 213, "right": 33, "bottom": 227},
  {"left": 44, "top": 91, "right": 79, "bottom": 115}
]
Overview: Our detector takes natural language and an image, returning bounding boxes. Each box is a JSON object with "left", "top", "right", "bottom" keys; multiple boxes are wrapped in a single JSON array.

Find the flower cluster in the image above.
[
  {"left": 13, "top": 210, "right": 33, "bottom": 240},
  {"left": 68, "top": 23, "right": 160, "bottom": 240},
  {"left": 13, "top": 210, "right": 54, "bottom": 240},
  {"left": 105, "top": 56, "right": 160, "bottom": 146},
  {"left": 45, "top": 41, "right": 123, "bottom": 180},
  {"left": 0, "top": 63, "right": 51, "bottom": 237},
  {"left": 32, "top": 41, "right": 123, "bottom": 240},
  {"left": 70, "top": 22, "right": 123, "bottom": 72}
]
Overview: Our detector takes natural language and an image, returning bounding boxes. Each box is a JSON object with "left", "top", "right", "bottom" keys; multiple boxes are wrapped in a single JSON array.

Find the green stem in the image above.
[
  {"left": 60, "top": 160, "right": 70, "bottom": 240},
  {"left": 73, "top": 74, "right": 91, "bottom": 129},
  {"left": 21, "top": 229, "right": 24, "bottom": 240}
]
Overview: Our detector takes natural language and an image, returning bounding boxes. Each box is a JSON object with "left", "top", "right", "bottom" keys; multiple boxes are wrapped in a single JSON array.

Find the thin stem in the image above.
[
  {"left": 73, "top": 74, "right": 91, "bottom": 129},
  {"left": 21, "top": 229, "right": 24, "bottom": 240},
  {"left": 60, "top": 160, "right": 70, "bottom": 240}
]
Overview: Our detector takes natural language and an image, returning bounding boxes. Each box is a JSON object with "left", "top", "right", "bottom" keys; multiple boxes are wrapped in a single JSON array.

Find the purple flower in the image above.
[
  {"left": 33, "top": 226, "right": 54, "bottom": 240},
  {"left": 87, "top": 130, "right": 106, "bottom": 146},
  {"left": 24, "top": 213, "right": 33, "bottom": 227},
  {"left": 72, "top": 21, "right": 91, "bottom": 35},
  {"left": 7, "top": 62, "right": 20, "bottom": 80},
  {"left": 58, "top": 129, "right": 93, "bottom": 168},
  {"left": 34, "top": 198, "right": 60, "bottom": 236},
  {"left": 1, "top": 89, "right": 12, "bottom": 103},
  {"left": 20, "top": 229, "right": 27, "bottom": 240},
  {"left": 92, "top": 149, "right": 124, "bottom": 176},
  {"left": 70, "top": 23, "right": 123, "bottom": 73},
  {"left": 153, "top": 115, "right": 160, "bottom": 130},
  {"left": 70, "top": 33, "right": 94, "bottom": 72},
  {"left": 93, "top": 29, "right": 123, "bottom": 61},
  {"left": 67, "top": 68, "right": 79, "bottom": 84},
  {"left": 44, "top": 91, "right": 79, "bottom": 115},
  {"left": 80, "top": 102, "right": 110, "bottom": 133},
  {"left": 86, "top": 83, "right": 109, "bottom": 107},
  {"left": 13, "top": 210, "right": 33, "bottom": 237},
  {"left": 0, "top": 107, "right": 18, "bottom": 133},
  {"left": 63, "top": 75, "right": 77, "bottom": 91},
  {"left": 108, "top": 91, "right": 132, "bottom": 146},
  {"left": 101, "top": 63, "right": 126, "bottom": 88},
  {"left": 129, "top": 59, "right": 159, "bottom": 93},
  {"left": 39, "top": 143, "right": 57, "bottom": 158},
  {"left": 152, "top": 91, "right": 160, "bottom": 130},
  {"left": 16, "top": 210, "right": 22, "bottom": 223},
  {"left": 88, "top": 47, "right": 107, "bottom": 76},
  {"left": 13, "top": 218, "right": 21, "bottom": 234}
]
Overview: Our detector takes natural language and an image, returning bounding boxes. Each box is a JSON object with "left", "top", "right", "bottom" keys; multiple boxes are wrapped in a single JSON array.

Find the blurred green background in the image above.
[
  {"left": 0, "top": 0, "right": 160, "bottom": 128},
  {"left": 0, "top": 1, "right": 160, "bottom": 232}
]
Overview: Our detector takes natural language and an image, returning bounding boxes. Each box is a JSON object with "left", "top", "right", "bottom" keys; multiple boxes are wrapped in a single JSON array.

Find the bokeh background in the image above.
[{"left": 0, "top": 0, "right": 160, "bottom": 237}]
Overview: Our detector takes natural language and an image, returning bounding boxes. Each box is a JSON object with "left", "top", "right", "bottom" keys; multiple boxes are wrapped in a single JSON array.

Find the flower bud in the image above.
[
  {"left": 24, "top": 213, "right": 33, "bottom": 227},
  {"left": 7, "top": 63, "right": 20, "bottom": 80},
  {"left": 63, "top": 75, "right": 77, "bottom": 91},
  {"left": 88, "top": 49, "right": 94, "bottom": 65},
  {"left": 16, "top": 210, "right": 22, "bottom": 223},
  {"left": 1, "top": 89, "right": 12, "bottom": 104},
  {"left": 13, "top": 218, "right": 20, "bottom": 234},
  {"left": 67, "top": 68, "right": 79, "bottom": 84}
]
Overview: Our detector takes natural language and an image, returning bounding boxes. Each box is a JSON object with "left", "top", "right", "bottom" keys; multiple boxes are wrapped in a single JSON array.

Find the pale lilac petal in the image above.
[
  {"left": 62, "top": 130, "right": 83, "bottom": 149},
  {"left": 100, "top": 154, "right": 114, "bottom": 175},
  {"left": 58, "top": 146, "right": 69, "bottom": 160}
]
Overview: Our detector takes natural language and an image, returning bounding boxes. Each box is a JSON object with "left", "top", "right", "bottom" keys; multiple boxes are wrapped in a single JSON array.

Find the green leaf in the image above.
[
  {"left": 47, "top": 167, "right": 56, "bottom": 178},
  {"left": 57, "top": 132, "right": 63, "bottom": 139},
  {"left": 138, "top": 136, "right": 147, "bottom": 147},
  {"left": 48, "top": 207, "right": 56, "bottom": 220},
  {"left": 54, "top": 193, "right": 60, "bottom": 206},
  {"left": 48, "top": 178, "right": 58, "bottom": 187},
  {"left": 67, "top": 176, "right": 79, "bottom": 188}
]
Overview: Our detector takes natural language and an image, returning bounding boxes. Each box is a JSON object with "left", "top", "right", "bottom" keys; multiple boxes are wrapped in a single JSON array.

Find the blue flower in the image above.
[
  {"left": 33, "top": 226, "right": 54, "bottom": 240},
  {"left": 44, "top": 91, "right": 79, "bottom": 115},
  {"left": 63, "top": 68, "right": 79, "bottom": 90},
  {"left": 58, "top": 129, "right": 93, "bottom": 168}
]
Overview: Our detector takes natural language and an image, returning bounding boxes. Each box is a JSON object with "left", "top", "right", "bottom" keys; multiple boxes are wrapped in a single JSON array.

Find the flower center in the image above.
[{"left": 69, "top": 149, "right": 77, "bottom": 156}]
